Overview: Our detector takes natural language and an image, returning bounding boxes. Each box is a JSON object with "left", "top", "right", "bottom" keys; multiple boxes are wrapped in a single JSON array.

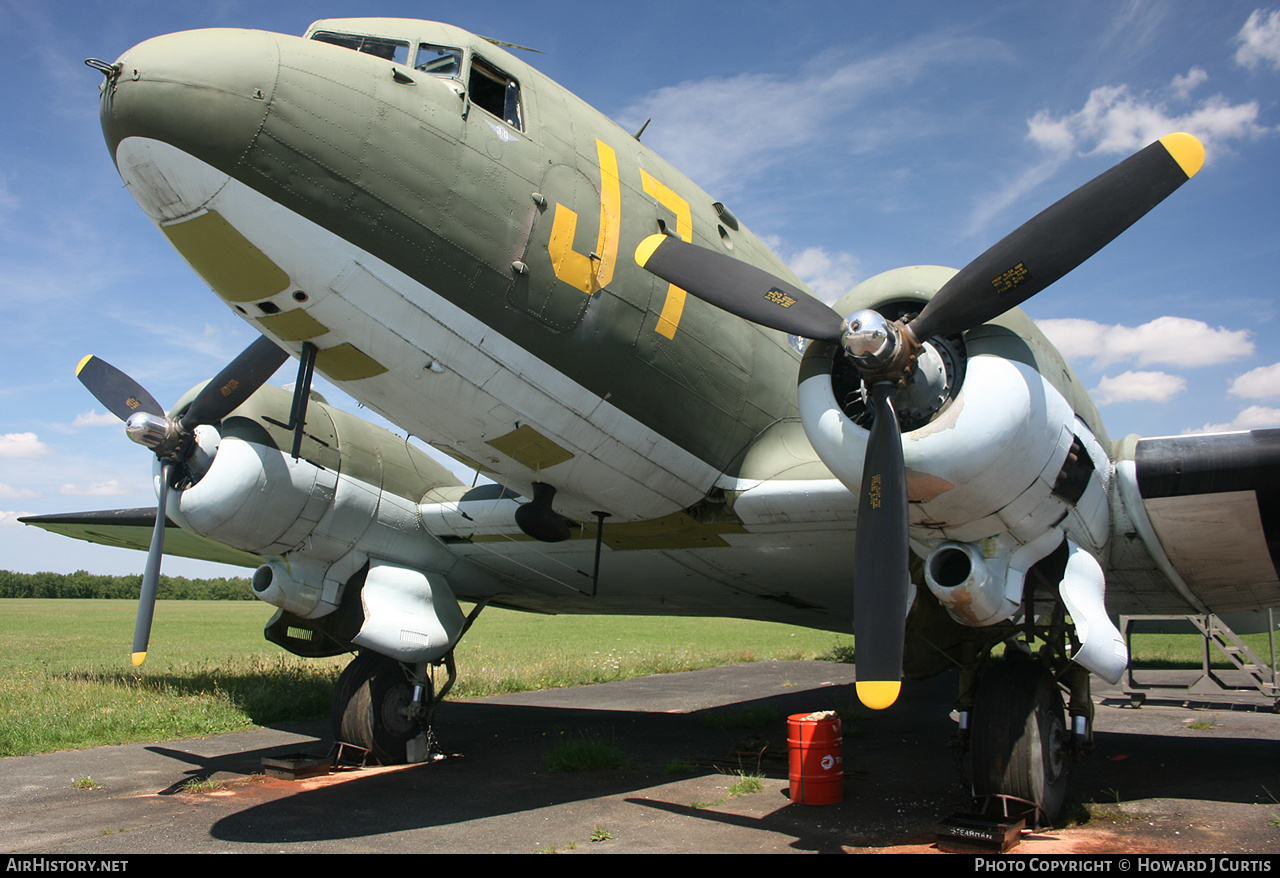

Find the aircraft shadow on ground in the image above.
[
  {"left": 198, "top": 673, "right": 1279, "bottom": 848},
  {"left": 1072, "top": 725, "right": 1280, "bottom": 808},
  {"left": 207, "top": 677, "right": 970, "bottom": 847}
]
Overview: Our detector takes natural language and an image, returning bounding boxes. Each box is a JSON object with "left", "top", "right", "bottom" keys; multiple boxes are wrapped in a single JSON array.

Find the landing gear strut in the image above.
[{"left": 332, "top": 651, "right": 446, "bottom": 764}]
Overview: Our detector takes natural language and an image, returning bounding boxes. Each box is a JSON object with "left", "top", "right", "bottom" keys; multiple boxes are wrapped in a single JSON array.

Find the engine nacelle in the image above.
[
  {"left": 160, "top": 383, "right": 463, "bottom": 620},
  {"left": 797, "top": 266, "right": 1111, "bottom": 555}
]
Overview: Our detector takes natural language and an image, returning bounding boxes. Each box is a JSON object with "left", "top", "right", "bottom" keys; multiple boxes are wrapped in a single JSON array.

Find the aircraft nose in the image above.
[{"left": 100, "top": 29, "right": 279, "bottom": 174}]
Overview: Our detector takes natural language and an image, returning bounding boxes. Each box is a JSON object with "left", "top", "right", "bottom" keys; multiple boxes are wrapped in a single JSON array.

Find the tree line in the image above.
[{"left": 0, "top": 569, "right": 253, "bottom": 600}]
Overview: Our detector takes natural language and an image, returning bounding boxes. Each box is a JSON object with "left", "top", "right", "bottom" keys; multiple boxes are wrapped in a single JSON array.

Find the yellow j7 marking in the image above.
[
  {"left": 548, "top": 140, "right": 621, "bottom": 295},
  {"left": 640, "top": 169, "right": 692, "bottom": 339},
  {"left": 547, "top": 140, "right": 697, "bottom": 339}
]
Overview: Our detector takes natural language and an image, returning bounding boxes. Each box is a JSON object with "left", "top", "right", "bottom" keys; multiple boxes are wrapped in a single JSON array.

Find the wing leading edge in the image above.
[
  {"left": 20, "top": 508, "right": 262, "bottom": 569},
  {"left": 1127, "top": 429, "right": 1280, "bottom": 614}
]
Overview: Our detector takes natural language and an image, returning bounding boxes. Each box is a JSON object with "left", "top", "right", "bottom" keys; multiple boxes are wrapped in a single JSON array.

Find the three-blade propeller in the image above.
[
  {"left": 637, "top": 133, "right": 1204, "bottom": 708},
  {"left": 76, "top": 337, "right": 288, "bottom": 665}
]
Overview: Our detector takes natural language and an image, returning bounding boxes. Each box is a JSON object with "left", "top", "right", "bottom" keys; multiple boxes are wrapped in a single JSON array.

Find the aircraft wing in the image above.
[
  {"left": 1110, "top": 429, "right": 1280, "bottom": 615},
  {"left": 20, "top": 509, "right": 263, "bottom": 569}
]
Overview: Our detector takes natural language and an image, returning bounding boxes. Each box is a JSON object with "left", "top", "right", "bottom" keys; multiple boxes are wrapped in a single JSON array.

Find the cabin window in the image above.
[
  {"left": 469, "top": 58, "right": 522, "bottom": 130},
  {"left": 416, "top": 44, "right": 462, "bottom": 78},
  {"left": 311, "top": 31, "right": 410, "bottom": 66}
]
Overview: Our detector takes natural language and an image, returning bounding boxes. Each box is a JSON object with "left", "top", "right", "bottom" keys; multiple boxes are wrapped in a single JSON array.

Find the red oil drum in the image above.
[{"left": 787, "top": 711, "right": 844, "bottom": 804}]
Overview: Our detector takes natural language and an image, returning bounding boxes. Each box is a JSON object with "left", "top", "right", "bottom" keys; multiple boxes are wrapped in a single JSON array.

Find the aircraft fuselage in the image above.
[{"left": 100, "top": 20, "right": 815, "bottom": 525}]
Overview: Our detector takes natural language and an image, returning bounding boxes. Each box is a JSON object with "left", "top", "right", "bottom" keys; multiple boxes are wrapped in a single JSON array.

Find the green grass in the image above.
[
  {"left": 1126, "top": 632, "right": 1276, "bottom": 669},
  {"left": 0, "top": 600, "right": 344, "bottom": 757},
  {"left": 179, "top": 776, "right": 226, "bottom": 794},
  {"left": 446, "top": 610, "right": 855, "bottom": 698},
  {"left": 545, "top": 729, "right": 629, "bottom": 772},
  {"left": 0, "top": 599, "right": 854, "bottom": 757},
  {"left": 5, "top": 598, "right": 1272, "bottom": 759},
  {"left": 690, "top": 771, "right": 767, "bottom": 809},
  {"left": 728, "top": 771, "right": 765, "bottom": 797},
  {"left": 664, "top": 758, "right": 697, "bottom": 775}
]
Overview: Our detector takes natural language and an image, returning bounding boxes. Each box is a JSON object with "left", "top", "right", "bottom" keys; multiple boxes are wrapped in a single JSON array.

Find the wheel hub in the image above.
[{"left": 380, "top": 683, "right": 419, "bottom": 737}]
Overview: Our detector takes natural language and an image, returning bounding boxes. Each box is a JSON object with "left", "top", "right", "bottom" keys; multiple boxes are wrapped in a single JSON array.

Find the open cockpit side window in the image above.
[
  {"left": 468, "top": 58, "right": 522, "bottom": 131},
  {"left": 310, "top": 31, "right": 410, "bottom": 65}
]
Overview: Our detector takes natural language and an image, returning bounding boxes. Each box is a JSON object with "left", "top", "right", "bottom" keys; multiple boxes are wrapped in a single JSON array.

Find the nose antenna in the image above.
[{"left": 479, "top": 36, "right": 545, "bottom": 55}]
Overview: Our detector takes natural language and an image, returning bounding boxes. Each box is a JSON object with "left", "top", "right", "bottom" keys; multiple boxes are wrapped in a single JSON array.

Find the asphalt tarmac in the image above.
[{"left": 2, "top": 661, "right": 1278, "bottom": 855}]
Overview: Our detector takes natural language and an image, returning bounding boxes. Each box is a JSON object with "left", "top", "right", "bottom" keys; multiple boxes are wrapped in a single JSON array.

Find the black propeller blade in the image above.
[
  {"left": 75, "top": 355, "right": 165, "bottom": 421},
  {"left": 75, "top": 336, "right": 288, "bottom": 665},
  {"left": 851, "top": 382, "right": 911, "bottom": 710},
  {"left": 635, "top": 133, "right": 1204, "bottom": 709},
  {"left": 179, "top": 335, "right": 290, "bottom": 432},
  {"left": 908, "top": 132, "right": 1205, "bottom": 342},
  {"left": 635, "top": 234, "right": 844, "bottom": 342},
  {"left": 132, "top": 458, "right": 175, "bottom": 666}
]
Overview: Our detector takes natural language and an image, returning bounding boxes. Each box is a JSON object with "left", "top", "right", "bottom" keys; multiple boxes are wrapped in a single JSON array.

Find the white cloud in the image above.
[
  {"left": 73, "top": 410, "right": 121, "bottom": 428},
  {"left": 1236, "top": 9, "right": 1280, "bottom": 70},
  {"left": 969, "top": 68, "right": 1269, "bottom": 238},
  {"left": 59, "top": 480, "right": 130, "bottom": 497},
  {"left": 616, "top": 33, "right": 1003, "bottom": 194},
  {"left": 1026, "top": 72, "right": 1267, "bottom": 161},
  {"left": 963, "top": 157, "right": 1063, "bottom": 240},
  {"left": 1185, "top": 405, "right": 1280, "bottom": 434},
  {"left": 784, "top": 246, "right": 862, "bottom": 304},
  {"left": 1091, "top": 371, "right": 1186, "bottom": 405},
  {"left": 0, "top": 176, "right": 19, "bottom": 223},
  {"left": 1171, "top": 67, "right": 1210, "bottom": 100},
  {"left": 0, "top": 433, "right": 52, "bottom": 458},
  {"left": 1229, "top": 362, "right": 1280, "bottom": 398},
  {"left": 1036, "top": 317, "right": 1253, "bottom": 368},
  {"left": 0, "top": 484, "right": 38, "bottom": 500},
  {"left": 0, "top": 511, "right": 36, "bottom": 527}
]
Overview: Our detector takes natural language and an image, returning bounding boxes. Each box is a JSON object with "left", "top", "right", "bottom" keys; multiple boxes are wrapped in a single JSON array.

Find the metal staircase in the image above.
[{"left": 1120, "top": 612, "right": 1278, "bottom": 708}]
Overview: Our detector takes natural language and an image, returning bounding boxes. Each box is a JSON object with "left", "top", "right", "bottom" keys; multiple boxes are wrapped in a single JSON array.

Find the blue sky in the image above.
[{"left": 1, "top": 0, "right": 1278, "bottom": 577}]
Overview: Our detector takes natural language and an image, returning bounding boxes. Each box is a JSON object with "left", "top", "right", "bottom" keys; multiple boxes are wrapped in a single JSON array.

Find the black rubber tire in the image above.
[
  {"left": 971, "top": 656, "right": 1069, "bottom": 823},
  {"left": 332, "top": 652, "right": 430, "bottom": 765}
]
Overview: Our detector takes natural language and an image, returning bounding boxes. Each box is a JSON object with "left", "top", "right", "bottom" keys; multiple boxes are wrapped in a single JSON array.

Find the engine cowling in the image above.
[
  {"left": 797, "top": 266, "right": 1114, "bottom": 634},
  {"left": 160, "top": 383, "right": 462, "bottom": 621}
]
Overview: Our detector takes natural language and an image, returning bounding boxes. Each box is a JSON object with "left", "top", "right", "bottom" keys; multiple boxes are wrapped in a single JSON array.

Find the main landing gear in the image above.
[
  {"left": 332, "top": 650, "right": 457, "bottom": 765},
  {"left": 969, "top": 653, "right": 1072, "bottom": 822},
  {"left": 955, "top": 586, "right": 1095, "bottom": 825}
]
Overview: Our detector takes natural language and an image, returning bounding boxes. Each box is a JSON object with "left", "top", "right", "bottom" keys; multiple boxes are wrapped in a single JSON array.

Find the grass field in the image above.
[
  {"left": 0, "top": 599, "right": 1273, "bottom": 758},
  {"left": 0, "top": 599, "right": 855, "bottom": 757}
]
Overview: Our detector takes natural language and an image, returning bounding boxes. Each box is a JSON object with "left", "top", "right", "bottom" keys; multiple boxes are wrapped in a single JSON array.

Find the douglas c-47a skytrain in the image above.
[{"left": 27, "top": 18, "right": 1280, "bottom": 823}]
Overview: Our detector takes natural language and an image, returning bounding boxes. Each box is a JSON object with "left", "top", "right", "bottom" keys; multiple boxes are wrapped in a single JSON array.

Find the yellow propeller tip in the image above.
[
  {"left": 634, "top": 233, "right": 666, "bottom": 268},
  {"left": 131, "top": 652, "right": 147, "bottom": 667},
  {"left": 855, "top": 680, "right": 901, "bottom": 711},
  {"left": 76, "top": 355, "right": 95, "bottom": 376},
  {"left": 1160, "top": 132, "right": 1205, "bottom": 179}
]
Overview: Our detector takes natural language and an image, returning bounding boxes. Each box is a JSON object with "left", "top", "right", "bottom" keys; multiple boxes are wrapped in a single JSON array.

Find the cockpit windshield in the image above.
[{"left": 311, "top": 31, "right": 410, "bottom": 65}]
